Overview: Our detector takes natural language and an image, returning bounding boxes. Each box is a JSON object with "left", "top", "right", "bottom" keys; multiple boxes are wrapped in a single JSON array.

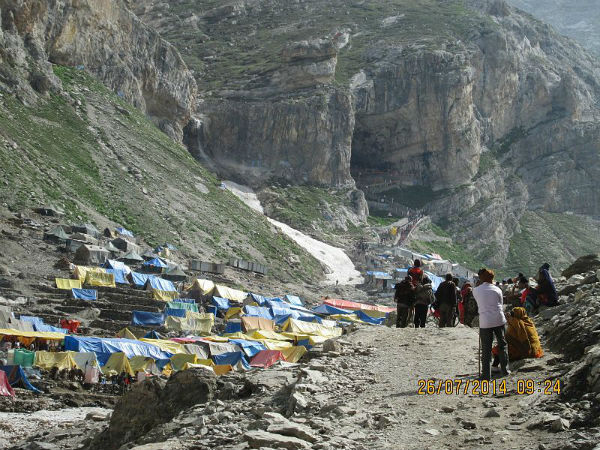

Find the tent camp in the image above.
[
  {"left": 163, "top": 266, "right": 187, "bottom": 282},
  {"left": 104, "top": 260, "right": 131, "bottom": 275},
  {"left": 120, "top": 251, "right": 144, "bottom": 264},
  {"left": 74, "top": 245, "right": 110, "bottom": 265},
  {"left": 43, "top": 226, "right": 70, "bottom": 244},
  {"left": 72, "top": 223, "right": 100, "bottom": 238},
  {"left": 143, "top": 258, "right": 168, "bottom": 272},
  {"left": 0, "top": 365, "right": 41, "bottom": 393},
  {"left": 111, "top": 238, "right": 140, "bottom": 253}
]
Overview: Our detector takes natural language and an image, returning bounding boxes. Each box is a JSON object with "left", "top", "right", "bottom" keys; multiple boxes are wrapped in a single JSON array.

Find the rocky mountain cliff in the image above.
[
  {"left": 130, "top": 0, "right": 600, "bottom": 273},
  {"left": 506, "top": 0, "right": 600, "bottom": 57}
]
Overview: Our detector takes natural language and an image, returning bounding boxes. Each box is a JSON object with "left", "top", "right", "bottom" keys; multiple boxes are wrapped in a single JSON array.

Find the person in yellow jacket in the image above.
[{"left": 492, "top": 307, "right": 543, "bottom": 371}]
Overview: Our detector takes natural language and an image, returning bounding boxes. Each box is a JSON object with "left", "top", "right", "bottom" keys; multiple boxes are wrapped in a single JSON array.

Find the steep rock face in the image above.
[
  {"left": 0, "top": 0, "right": 196, "bottom": 140},
  {"left": 506, "top": 0, "right": 600, "bottom": 57}
]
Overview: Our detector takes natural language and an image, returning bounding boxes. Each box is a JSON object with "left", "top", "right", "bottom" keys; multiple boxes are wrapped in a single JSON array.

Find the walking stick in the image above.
[{"left": 478, "top": 335, "right": 481, "bottom": 379}]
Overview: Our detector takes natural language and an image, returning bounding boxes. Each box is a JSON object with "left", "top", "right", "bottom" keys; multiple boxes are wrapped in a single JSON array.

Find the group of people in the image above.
[{"left": 394, "top": 260, "right": 549, "bottom": 380}]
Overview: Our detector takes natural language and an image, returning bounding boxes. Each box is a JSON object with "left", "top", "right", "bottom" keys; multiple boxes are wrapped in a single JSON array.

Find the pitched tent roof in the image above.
[
  {"left": 0, "top": 365, "right": 42, "bottom": 393},
  {"left": 142, "top": 249, "right": 158, "bottom": 260},
  {"left": 36, "top": 205, "right": 65, "bottom": 217},
  {"left": 143, "top": 257, "right": 168, "bottom": 269},
  {"left": 105, "top": 242, "right": 123, "bottom": 254},
  {"left": 104, "top": 260, "right": 131, "bottom": 274},
  {"left": 74, "top": 245, "right": 110, "bottom": 265},
  {"left": 44, "top": 226, "right": 69, "bottom": 241},
  {"left": 115, "top": 227, "right": 134, "bottom": 238},
  {"left": 72, "top": 223, "right": 100, "bottom": 238},
  {"left": 163, "top": 266, "right": 187, "bottom": 282},
  {"left": 120, "top": 250, "right": 144, "bottom": 262}
]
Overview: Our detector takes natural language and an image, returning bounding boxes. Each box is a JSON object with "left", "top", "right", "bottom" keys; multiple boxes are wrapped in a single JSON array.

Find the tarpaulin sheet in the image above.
[
  {"left": 147, "top": 278, "right": 176, "bottom": 292},
  {"left": 132, "top": 311, "right": 165, "bottom": 327},
  {"left": 64, "top": 336, "right": 173, "bottom": 365},
  {"left": 170, "top": 354, "right": 199, "bottom": 371},
  {"left": 229, "top": 339, "right": 266, "bottom": 358},
  {"left": 104, "top": 260, "right": 131, "bottom": 274},
  {"left": 211, "top": 352, "right": 250, "bottom": 371},
  {"left": 73, "top": 266, "right": 106, "bottom": 283},
  {"left": 225, "top": 307, "right": 243, "bottom": 320},
  {"left": 14, "top": 349, "right": 34, "bottom": 367},
  {"left": 312, "top": 304, "right": 352, "bottom": 315},
  {"left": 183, "top": 344, "right": 209, "bottom": 360},
  {"left": 0, "top": 329, "right": 66, "bottom": 341},
  {"left": 139, "top": 339, "right": 185, "bottom": 355},
  {"left": 131, "top": 272, "right": 156, "bottom": 287},
  {"left": 153, "top": 289, "right": 179, "bottom": 301},
  {"left": 323, "top": 298, "right": 395, "bottom": 313},
  {"left": 34, "top": 351, "right": 77, "bottom": 370},
  {"left": 166, "top": 301, "right": 198, "bottom": 312},
  {"left": 284, "top": 295, "right": 303, "bottom": 306},
  {"left": 191, "top": 279, "right": 215, "bottom": 296},
  {"left": 211, "top": 296, "right": 230, "bottom": 311},
  {"left": 143, "top": 257, "right": 167, "bottom": 268},
  {"left": 144, "top": 330, "right": 162, "bottom": 340},
  {"left": 10, "top": 319, "right": 34, "bottom": 332},
  {"left": 354, "top": 310, "right": 385, "bottom": 325},
  {"left": 250, "top": 350, "right": 284, "bottom": 368},
  {"left": 173, "top": 298, "right": 196, "bottom": 304},
  {"left": 214, "top": 285, "right": 247, "bottom": 302},
  {"left": 205, "top": 341, "right": 240, "bottom": 356},
  {"left": 281, "top": 346, "right": 307, "bottom": 363},
  {"left": 0, "top": 365, "right": 41, "bottom": 393},
  {"left": 34, "top": 324, "right": 68, "bottom": 334},
  {"left": 249, "top": 293, "right": 267, "bottom": 306},
  {"left": 72, "top": 288, "right": 97, "bottom": 301},
  {"left": 116, "top": 328, "right": 138, "bottom": 340},
  {"left": 102, "top": 352, "right": 134, "bottom": 376},
  {"left": 56, "top": 278, "right": 82, "bottom": 290},
  {"left": 115, "top": 227, "right": 134, "bottom": 238},
  {"left": 282, "top": 319, "right": 342, "bottom": 338},
  {"left": 251, "top": 330, "right": 292, "bottom": 341},
  {"left": 224, "top": 321, "right": 242, "bottom": 334},
  {"left": 241, "top": 316, "right": 275, "bottom": 332},
  {"left": 129, "top": 356, "right": 159, "bottom": 375},
  {"left": 85, "top": 271, "right": 116, "bottom": 288},
  {"left": 0, "top": 371, "right": 14, "bottom": 397},
  {"left": 269, "top": 303, "right": 291, "bottom": 316},
  {"left": 60, "top": 319, "right": 80, "bottom": 333},
  {"left": 19, "top": 316, "right": 44, "bottom": 328},
  {"left": 105, "top": 269, "right": 128, "bottom": 285},
  {"left": 72, "top": 352, "right": 99, "bottom": 370},
  {"left": 259, "top": 340, "right": 293, "bottom": 351},
  {"left": 165, "top": 316, "right": 212, "bottom": 335},
  {"left": 243, "top": 305, "right": 273, "bottom": 320},
  {"left": 164, "top": 308, "right": 186, "bottom": 318},
  {"left": 214, "top": 365, "right": 233, "bottom": 376}
]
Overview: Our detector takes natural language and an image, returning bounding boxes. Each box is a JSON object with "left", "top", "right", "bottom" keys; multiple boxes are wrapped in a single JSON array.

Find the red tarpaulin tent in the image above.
[
  {"left": 323, "top": 298, "right": 395, "bottom": 313},
  {"left": 60, "top": 319, "right": 80, "bottom": 333},
  {"left": 250, "top": 350, "right": 285, "bottom": 369},
  {"left": 0, "top": 370, "right": 15, "bottom": 397}
]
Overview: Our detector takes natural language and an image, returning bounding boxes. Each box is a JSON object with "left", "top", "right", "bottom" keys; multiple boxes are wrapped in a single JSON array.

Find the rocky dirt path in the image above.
[{"left": 342, "top": 324, "right": 571, "bottom": 450}]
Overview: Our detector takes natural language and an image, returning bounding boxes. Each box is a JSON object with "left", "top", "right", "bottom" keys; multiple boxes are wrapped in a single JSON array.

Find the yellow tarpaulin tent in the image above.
[
  {"left": 153, "top": 289, "right": 179, "bottom": 301},
  {"left": 129, "top": 356, "right": 160, "bottom": 375},
  {"left": 140, "top": 339, "right": 185, "bottom": 355},
  {"left": 329, "top": 314, "right": 363, "bottom": 323},
  {"left": 34, "top": 351, "right": 77, "bottom": 370},
  {"left": 252, "top": 330, "right": 293, "bottom": 341},
  {"left": 191, "top": 279, "right": 215, "bottom": 296},
  {"left": 360, "top": 309, "right": 387, "bottom": 319},
  {"left": 85, "top": 271, "right": 116, "bottom": 288},
  {"left": 213, "top": 285, "right": 247, "bottom": 302},
  {"left": 283, "top": 319, "right": 342, "bottom": 338},
  {"left": 281, "top": 346, "right": 307, "bottom": 363},
  {"left": 259, "top": 339, "right": 293, "bottom": 351},
  {"left": 224, "top": 307, "right": 243, "bottom": 320},
  {"left": 214, "top": 365, "right": 233, "bottom": 376},
  {"left": 102, "top": 352, "right": 134, "bottom": 376},
  {"left": 241, "top": 316, "right": 275, "bottom": 332},
  {"left": 116, "top": 328, "right": 138, "bottom": 340},
  {"left": 0, "top": 329, "right": 66, "bottom": 341},
  {"left": 165, "top": 316, "right": 212, "bottom": 335},
  {"left": 55, "top": 278, "right": 82, "bottom": 290},
  {"left": 281, "top": 332, "right": 329, "bottom": 346},
  {"left": 73, "top": 266, "right": 106, "bottom": 283},
  {"left": 170, "top": 354, "right": 199, "bottom": 371}
]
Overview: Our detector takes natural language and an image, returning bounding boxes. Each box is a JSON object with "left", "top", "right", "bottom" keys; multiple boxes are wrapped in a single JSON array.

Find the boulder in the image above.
[
  {"left": 562, "top": 255, "right": 600, "bottom": 279},
  {"left": 263, "top": 412, "right": 318, "bottom": 443},
  {"left": 244, "top": 430, "right": 311, "bottom": 450},
  {"left": 322, "top": 339, "right": 341, "bottom": 353}
]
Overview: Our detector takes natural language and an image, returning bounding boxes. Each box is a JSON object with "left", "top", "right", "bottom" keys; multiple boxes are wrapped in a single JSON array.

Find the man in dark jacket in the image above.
[
  {"left": 435, "top": 273, "right": 457, "bottom": 327},
  {"left": 395, "top": 276, "right": 416, "bottom": 328}
]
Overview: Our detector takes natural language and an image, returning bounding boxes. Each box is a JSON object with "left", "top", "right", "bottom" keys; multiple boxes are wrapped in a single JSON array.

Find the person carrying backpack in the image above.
[
  {"left": 414, "top": 276, "right": 434, "bottom": 328},
  {"left": 435, "top": 274, "right": 457, "bottom": 327},
  {"left": 395, "top": 276, "right": 416, "bottom": 328},
  {"left": 408, "top": 259, "right": 424, "bottom": 286}
]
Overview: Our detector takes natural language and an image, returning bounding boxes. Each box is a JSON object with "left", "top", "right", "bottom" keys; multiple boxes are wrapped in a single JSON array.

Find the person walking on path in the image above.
[
  {"left": 435, "top": 273, "right": 457, "bottom": 327},
  {"left": 473, "top": 268, "right": 510, "bottom": 380},
  {"left": 395, "top": 276, "right": 416, "bottom": 328},
  {"left": 414, "top": 276, "right": 434, "bottom": 328}
]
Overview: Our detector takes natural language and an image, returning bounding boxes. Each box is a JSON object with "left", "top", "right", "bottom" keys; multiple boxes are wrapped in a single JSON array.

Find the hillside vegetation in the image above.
[{"left": 0, "top": 67, "right": 323, "bottom": 283}]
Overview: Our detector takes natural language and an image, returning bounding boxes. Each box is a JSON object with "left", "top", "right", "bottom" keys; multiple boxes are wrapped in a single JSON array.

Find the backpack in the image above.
[{"left": 414, "top": 284, "right": 433, "bottom": 305}]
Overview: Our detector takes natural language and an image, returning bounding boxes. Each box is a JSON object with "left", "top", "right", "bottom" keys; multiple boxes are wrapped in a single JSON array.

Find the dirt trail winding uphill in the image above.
[{"left": 343, "top": 325, "right": 572, "bottom": 450}]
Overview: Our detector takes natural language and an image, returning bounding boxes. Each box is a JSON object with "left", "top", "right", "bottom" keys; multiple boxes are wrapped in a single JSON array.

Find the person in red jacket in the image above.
[{"left": 408, "top": 259, "right": 424, "bottom": 286}]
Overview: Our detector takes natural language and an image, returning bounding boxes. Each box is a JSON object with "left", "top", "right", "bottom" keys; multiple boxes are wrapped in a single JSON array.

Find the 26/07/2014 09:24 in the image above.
[{"left": 416, "top": 378, "right": 562, "bottom": 396}]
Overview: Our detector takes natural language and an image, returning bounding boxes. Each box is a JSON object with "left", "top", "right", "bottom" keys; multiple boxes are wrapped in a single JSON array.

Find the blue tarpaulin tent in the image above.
[
  {"left": 354, "top": 310, "right": 385, "bottom": 325},
  {"left": 249, "top": 293, "right": 267, "bottom": 306},
  {"left": 211, "top": 296, "right": 230, "bottom": 311},
  {"left": 0, "top": 365, "right": 41, "bottom": 393},
  {"left": 212, "top": 352, "right": 250, "bottom": 370},
  {"left": 284, "top": 295, "right": 303, "bottom": 306},
  {"left": 243, "top": 305, "right": 273, "bottom": 320},
  {"left": 130, "top": 272, "right": 156, "bottom": 287},
  {"left": 163, "top": 308, "right": 186, "bottom": 318},
  {"left": 71, "top": 289, "right": 98, "bottom": 301},
  {"left": 20, "top": 316, "right": 67, "bottom": 333},
  {"left": 105, "top": 269, "right": 128, "bottom": 285},
  {"left": 172, "top": 298, "right": 196, "bottom": 304},
  {"left": 131, "top": 311, "right": 165, "bottom": 327},
  {"left": 312, "top": 304, "right": 352, "bottom": 315},
  {"left": 115, "top": 227, "right": 134, "bottom": 238},
  {"left": 224, "top": 321, "right": 242, "bottom": 334},
  {"left": 229, "top": 339, "right": 266, "bottom": 358},
  {"left": 64, "top": 336, "right": 172, "bottom": 365},
  {"left": 147, "top": 277, "right": 176, "bottom": 292},
  {"left": 270, "top": 304, "right": 292, "bottom": 317},
  {"left": 104, "top": 260, "right": 131, "bottom": 274},
  {"left": 144, "top": 330, "right": 162, "bottom": 340},
  {"left": 19, "top": 316, "right": 44, "bottom": 328},
  {"left": 143, "top": 257, "right": 167, "bottom": 269}
]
